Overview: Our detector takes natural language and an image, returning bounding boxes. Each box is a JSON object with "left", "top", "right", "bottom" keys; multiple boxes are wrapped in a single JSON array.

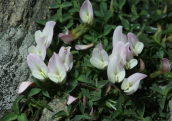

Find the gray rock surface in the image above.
[
  {"left": 0, "top": 0, "right": 56, "bottom": 118},
  {"left": 39, "top": 98, "right": 67, "bottom": 121}
]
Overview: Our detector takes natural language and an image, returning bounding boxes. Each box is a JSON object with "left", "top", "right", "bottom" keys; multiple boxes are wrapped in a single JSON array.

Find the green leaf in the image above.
[
  {"left": 62, "top": 2, "right": 72, "bottom": 8},
  {"left": 84, "top": 35, "right": 92, "bottom": 40},
  {"left": 137, "top": 102, "right": 145, "bottom": 118},
  {"left": 131, "top": 5, "right": 137, "bottom": 15},
  {"left": 150, "top": 87, "right": 164, "bottom": 95},
  {"left": 91, "top": 96, "right": 101, "bottom": 101},
  {"left": 36, "top": 19, "right": 48, "bottom": 26},
  {"left": 45, "top": 104, "right": 53, "bottom": 112},
  {"left": 81, "top": 88, "right": 91, "bottom": 99},
  {"left": 49, "top": 14, "right": 62, "bottom": 21},
  {"left": 156, "top": 50, "right": 164, "bottom": 59},
  {"left": 158, "top": 98, "right": 166, "bottom": 109},
  {"left": 51, "top": 111, "right": 68, "bottom": 119},
  {"left": 69, "top": 8, "right": 79, "bottom": 12},
  {"left": 0, "top": 112, "right": 18, "bottom": 121},
  {"left": 13, "top": 95, "right": 25, "bottom": 114},
  {"left": 121, "top": 18, "right": 130, "bottom": 30},
  {"left": 145, "top": 26, "right": 157, "bottom": 33},
  {"left": 42, "top": 89, "right": 50, "bottom": 97},
  {"left": 87, "top": 101, "right": 93, "bottom": 110},
  {"left": 67, "top": 105, "right": 72, "bottom": 116},
  {"left": 79, "top": 102, "right": 85, "bottom": 114},
  {"left": 71, "top": 51, "right": 79, "bottom": 55},
  {"left": 143, "top": 117, "right": 152, "bottom": 121},
  {"left": 66, "top": 22, "right": 74, "bottom": 28},
  {"left": 112, "top": 96, "right": 123, "bottom": 118},
  {"left": 78, "top": 75, "right": 94, "bottom": 83},
  {"left": 124, "top": 109, "right": 136, "bottom": 115},
  {"left": 62, "top": 13, "right": 72, "bottom": 22},
  {"left": 163, "top": 29, "right": 172, "bottom": 35},
  {"left": 161, "top": 42, "right": 166, "bottom": 48},
  {"left": 103, "top": 38, "right": 108, "bottom": 46},
  {"left": 49, "top": 3, "right": 59, "bottom": 9},
  {"left": 28, "top": 88, "right": 41, "bottom": 97},
  {"left": 104, "top": 25, "right": 113, "bottom": 36},
  {"left": 34, "top": 78, "right": 43, "bottom": 88},
  {"left": 140, "top": 10, "right": 148, "bottom": 16},
  {"left": 74, "top": 115, "right": 83, "bottom": 121},
  {"left": 65, "top": 118, "right": 70, "bottom": 121},
  {"left": 83, "top": 113, "right": 92, "bottom": 119},
  {"left": 119, "top": 0, "right": 126, "bottom": 10},
  {"left": 81, "top": 61, "right": 93, "bottom": 67},
  {"left": 18, "top": 113, "right": 28, "bottom": 121},
  {"left": 164, "top": 84, "right": 172, "bottom": 96},
  {"left": 94, "top": 10, "right": 104, "bottom": 18},
  {"left": 100, "top": 2, "right": 107, "bottom": 11},
  {"left": 57, "top": 9, "right": 63, "bottom": 23},
  {"left": 65, "top": 79, "right": 78, "bottom": 93},
  {"left": 56, "top": 0, "right": 61, "bottom": 4}
]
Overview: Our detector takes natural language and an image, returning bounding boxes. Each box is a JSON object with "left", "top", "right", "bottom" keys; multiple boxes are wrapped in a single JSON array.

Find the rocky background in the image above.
[{"left": 0, "top": 0, "right": 56, "bottom": 118}]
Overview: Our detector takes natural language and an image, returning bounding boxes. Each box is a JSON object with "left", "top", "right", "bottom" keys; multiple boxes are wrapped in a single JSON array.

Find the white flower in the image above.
[
  {"left": 48, "top": 53, "right": 67, "bottom": 83},
  {"left": 121, "top": 73, "right": 147, "bottom": 95},
  {"left": 107, "top": 56, "right": 125, "bottom": 83},
  {"left": 35, "top": 21, "right": 56, "bottom": 48},
  {"left": 90, "top": 41, "right": 108, "bottom": 70},
  {"left": 128, "top": 33, "right": 144, "bottom": 56},
  {"left": 79, "top": 0, "right": 94, "bottom": 25}
]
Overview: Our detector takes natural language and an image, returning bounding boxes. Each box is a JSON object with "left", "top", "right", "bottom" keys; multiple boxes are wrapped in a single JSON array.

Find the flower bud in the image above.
[
  {"left": 139, "top": 59, "right": 145, "bottom": 72},
  {"left": 161, "top": 58, "right": 170, "bottom": 74},
  {"left": 79, "top": 0, "right": 94, "bottom": 25}
]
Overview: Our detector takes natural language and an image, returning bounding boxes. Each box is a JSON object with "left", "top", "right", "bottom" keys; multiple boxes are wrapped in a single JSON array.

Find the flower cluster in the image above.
[
  {"left": 18, "top": 22, "right": 74, "bottom": 94},
  {"left": 27, "top": 21, "right": 73, "bottom": 83},
  {"left": 90, "top": 26, "right": 147, "bottom": 95}
]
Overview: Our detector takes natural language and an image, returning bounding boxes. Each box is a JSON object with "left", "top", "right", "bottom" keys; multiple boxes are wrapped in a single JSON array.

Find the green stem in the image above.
[
  {"left": 46, "top": 48, "right": 53, "bottom": 58},
  {"left": 147, "top": 70, "right": 161, "bottom": 80},
  {"left": 137, "top": 24, "right": 146, "bottom": 37}
]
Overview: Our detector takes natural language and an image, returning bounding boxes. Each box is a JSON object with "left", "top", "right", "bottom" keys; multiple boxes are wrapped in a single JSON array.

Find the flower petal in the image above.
[
  {"left": 67, "top": 96, "right": 78, "bottom": 105},
  {"left": 18, "top": 81, "right": 36, "bottom": 95},
  {"left": 59, "top": 46, "right": 73, "bottom": 72},
  {"left": 27, "top": 53, "right": 48, "bottom": 72},
  {"left": 135, "top": 42, "right": 144, "bottom": 54},
  {"left": 28, "top": 46, "right": 40, "bottom": 56},
  {"left": 75, "top": 43, "right": 94, "bottom": 50},
  {"left": 35, "top": 30, "right": 43, "bottom": 43},
  {"left": 48, "top": 73, "right": 61, "bottom": 83},
  {"left": 48, "top": 53, "right": 67, "bottom": 83},
  {"left": 100, "top": 49, "right": 109, "bottom": 63},
  {"left": 79, "top": 0, "right": 94, "bottom": 25},
  {"left": 58, "top": 27, "right": 76, "bottom": 44},
  {"left": 127, "top": 32, "right": 139, "bottom": 46},
  {"left": 128, "top": 73, "right": 147, "bottom": 86},
  {"left": 124, "top": 81, "right": 140, "bottom": 95},
  {"left": 95, "top": 40, "right": 103, "bottom": 50},
  {"left": 107, "top": 56, "right": 125, "bottom": 83},
  {"left": 112, "top": 41, "right": 127, "bottom": 65},
  {"left": 32, "top": 70, "right": 46, "bottom": 81},
  {"left": 37, "top": 36, "right": 46, "bottom": 60},
  {"left": 90, "top": 57, "right": 104, "bottom": 69},
  {"left": 59, "top": 46, "right": 67, "bottom": 61},
  {"left": 121, "top": 79, "right": 129, "bottom": 91},
  {"left": 113, "top": 26, "right": 128, "bottom": 46},
  {"left": 125, "top": 59, "right": 138, "bottom": 69},
  {"left": 42, "top": 21, "right": 56, "bottom": 36}
]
